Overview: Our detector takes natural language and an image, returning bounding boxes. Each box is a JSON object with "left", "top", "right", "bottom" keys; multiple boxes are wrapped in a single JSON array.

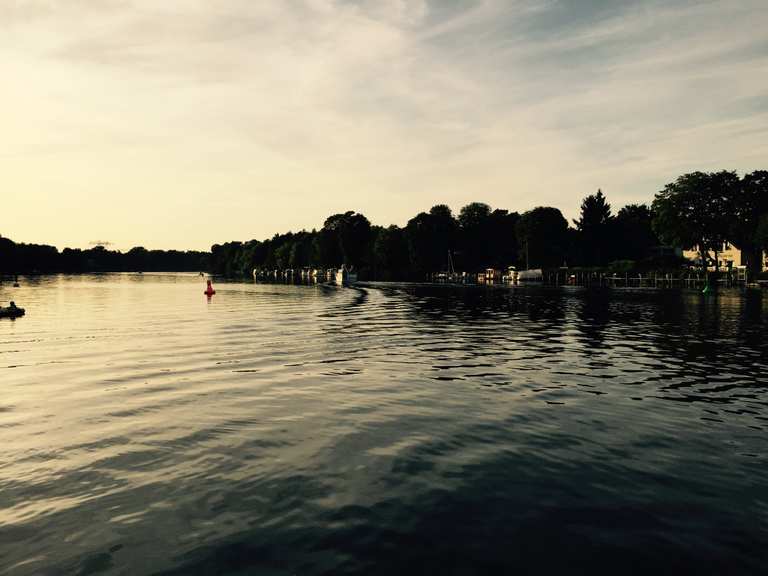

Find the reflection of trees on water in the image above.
[
  {"left": 574, "top": 289, "right": 612, "bottom": 352},
  {"left": 562, "top": 288, "right": 767, "bottom": 422},
  {"left": 310, "top": 284, "right": 766, "bottom": 413},
  {"left": 737, "top": 291, "right": 764, "bottom": 345},
  {"left": 400, "top": 285, "right": 566, "bottom": 327},
  {"left": 401, "top": 286, "right": 570, "bottom": 361},
  {"left": 390, "top": 286, "right": 571, "bottom": 388},
  {"left": 614, "top": 290, "right": 768, "bottom": 430}
]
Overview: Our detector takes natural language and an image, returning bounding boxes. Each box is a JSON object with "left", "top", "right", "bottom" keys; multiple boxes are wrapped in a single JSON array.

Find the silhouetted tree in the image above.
[
  {"left": 405, "top": 205, "right": 458, "bottom": 276},
  {"left": 574, "top": 189, "right": 613, "bottom": 266},
  {"left": 458, "top": 202, "right": 493, "bottom": 270},
  {"left": 488, "top": 209, "right": 520, "bottom": 268},
  {"left": 652, "top": 171, "right": 739, "bottom": 271},
  {"left": 731, "top": 170, "right": 768, "bottom": 278},
  {"left": 288, "top": 232, "right": 314, "bottom": 269},
  {"left": 319, "top": 212, "right": 372, "bottom": 269},
  {"left": 11, "top": 166, "right": 768, "bottom": 281},
  {"left": 0, "top": 235, "right": 207, "bottom": 275},
  {"left": 373, "top": 225, "right": 410, "bottom": 280},
  {"left": 613, "top": 204, "right": 659, "bottom": 262},
  {"left": 517, "top": 207, "right": 569, "bottom": 269},
  {"left": 274, "top": 241, "right": 293, "bottom": 269},
  {"left": 314, "top": 227, "right": 341, "bottom": 270}
]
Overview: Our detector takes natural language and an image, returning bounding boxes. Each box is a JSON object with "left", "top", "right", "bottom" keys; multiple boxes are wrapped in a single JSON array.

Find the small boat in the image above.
[
  {"left": 335, "top": 266, "right": 358, "bottom": 286},
  {"left": 0, "top": 303, "right": 25, "bottom": 319},
  {"left": 517, "top": 268, "right": 544, "bottom": 282},
  {"left": 503, "top": 266, "right": 518, "bottom": 284}
]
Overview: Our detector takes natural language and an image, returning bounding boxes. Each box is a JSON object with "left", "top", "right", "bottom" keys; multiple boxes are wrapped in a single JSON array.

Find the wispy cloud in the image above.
[{"left": 2, "top": 0, "right": 767, "bottom": 249}]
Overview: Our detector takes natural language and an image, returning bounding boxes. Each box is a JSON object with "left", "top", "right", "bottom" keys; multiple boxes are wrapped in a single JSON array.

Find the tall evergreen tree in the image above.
[{"left": 574, "top": 189, "right": 613, "bottom": 266}]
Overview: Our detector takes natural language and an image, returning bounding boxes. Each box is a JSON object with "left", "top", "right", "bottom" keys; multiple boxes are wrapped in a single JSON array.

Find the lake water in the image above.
[{"left": 1, "top": 274, "right": 766, "bottom": 575}]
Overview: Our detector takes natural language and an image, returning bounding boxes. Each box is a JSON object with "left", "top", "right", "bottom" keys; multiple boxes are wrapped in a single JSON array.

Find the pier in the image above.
[{"left": 427, "top": 267, "right": 764, "bottom": 290}]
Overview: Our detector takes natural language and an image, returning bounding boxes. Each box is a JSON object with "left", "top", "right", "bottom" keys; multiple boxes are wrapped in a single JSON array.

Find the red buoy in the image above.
[{"left": 204, "top": 279, "right": 216, "bottom": 296}]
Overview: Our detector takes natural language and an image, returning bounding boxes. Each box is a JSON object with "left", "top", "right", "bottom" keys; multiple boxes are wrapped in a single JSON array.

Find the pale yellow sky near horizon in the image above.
[{"left": 3, "top": 0, "right": 768, "bottom": 251}]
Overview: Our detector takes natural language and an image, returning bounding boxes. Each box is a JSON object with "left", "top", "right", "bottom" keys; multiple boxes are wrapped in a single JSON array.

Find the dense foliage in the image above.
[
  {"left": 211, "top": 197, "right": 664, "bottom": 279},
  {"left": 652, "top": 170, "right": 768, "bottom": 276},
  {"left": 212, "top": 169, "right": 768, "bottom": 280},
  {"left": 5, "top": 169, "right": 766, "bottom": 279},
  {"left": 0, "top": 238, "right": 208, "bottom": 274}
]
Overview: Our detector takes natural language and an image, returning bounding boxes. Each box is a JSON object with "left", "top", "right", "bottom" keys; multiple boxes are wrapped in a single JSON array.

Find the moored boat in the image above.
[
  {"left": 334, "top": 266, "right": 358, "bottom": 286},
  {"left": 503, "top": 266, "right": 518, "bottom": 284},
  {"left": 517, "top": 268, "right": 544, "bottom": 282}
]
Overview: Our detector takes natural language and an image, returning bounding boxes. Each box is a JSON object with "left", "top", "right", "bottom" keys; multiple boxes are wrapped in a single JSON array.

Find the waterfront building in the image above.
[{"left": 683, "top": 243, "right": 767, "bottom": 271}]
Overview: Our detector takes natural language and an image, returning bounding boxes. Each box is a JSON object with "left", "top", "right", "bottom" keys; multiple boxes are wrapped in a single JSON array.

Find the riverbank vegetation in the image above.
[
  {"left": 3, "top": 170, "right": 766, "bottom": 279},
  {"left": 212, "top": 170, "right": 768, "bottom": 281},
  {"left": 0, "top": 239, "right": 209, "bottom": 274}
]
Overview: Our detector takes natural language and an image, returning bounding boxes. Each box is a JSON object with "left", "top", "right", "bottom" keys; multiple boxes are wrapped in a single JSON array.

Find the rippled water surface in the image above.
[{"left": 1, "top": 274, "right": 767, "bottom": 575}]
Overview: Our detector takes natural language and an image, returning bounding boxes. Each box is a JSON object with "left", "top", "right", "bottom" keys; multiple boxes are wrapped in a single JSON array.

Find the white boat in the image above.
[
  {"left": 517, "top": 268, "right": 543, "bottom": 282},
  {"left": 335, "top": 266, "right": 358, "bottom": 286}
]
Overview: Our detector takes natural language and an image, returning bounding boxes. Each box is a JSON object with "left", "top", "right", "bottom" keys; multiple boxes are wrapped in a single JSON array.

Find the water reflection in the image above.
[{"left": 0, "top": 276, "right": 766, "bottom": 575}]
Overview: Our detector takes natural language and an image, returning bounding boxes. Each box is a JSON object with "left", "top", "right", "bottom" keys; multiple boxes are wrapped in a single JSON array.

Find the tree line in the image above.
[
  {"left": 210, "top": 200, "right": 663, "bottom": 280},
  {"left": 211, "top": 169, "right": 768, "bottom": 280},
  {"left": 4, "top": 169, "right": 766, "bottom": 279},
  {"left": 653, "top": 170, "right": 768, "bottom": 277},
  {"left": 0, "top": 238, "right": 209, "bottom": 274}
]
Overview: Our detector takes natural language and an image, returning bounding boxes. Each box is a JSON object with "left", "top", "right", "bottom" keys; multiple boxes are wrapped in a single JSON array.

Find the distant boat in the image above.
[
  {"left": 335, "top": 266, "right": 358, "bottom": 286},
  {"left": 0, "top": 303, "right": 25, "bottom": 319},
  {"left": 503, "top": 266, "right": 518, "bottom": 284},
  {"left": 517, "top": 269, "right": 543, "bottom": 282}
]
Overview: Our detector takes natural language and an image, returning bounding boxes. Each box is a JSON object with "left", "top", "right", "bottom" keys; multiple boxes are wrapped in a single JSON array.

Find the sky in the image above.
[{"left": 2, "top": 0, "right": 768, "bottom": 251}]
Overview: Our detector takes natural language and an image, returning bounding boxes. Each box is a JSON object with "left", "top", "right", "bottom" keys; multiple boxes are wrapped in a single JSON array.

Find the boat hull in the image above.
[
  {"left": 0, "top": 307, "right": 25, "bottom": 319},
  {"left": 335, "top": 271, "right": 358, "bottom": 286}
]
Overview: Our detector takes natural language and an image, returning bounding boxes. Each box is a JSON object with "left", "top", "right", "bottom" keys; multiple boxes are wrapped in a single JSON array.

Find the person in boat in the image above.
[{"left": 1, "top": 301, "right": 24, "bottom": 318}]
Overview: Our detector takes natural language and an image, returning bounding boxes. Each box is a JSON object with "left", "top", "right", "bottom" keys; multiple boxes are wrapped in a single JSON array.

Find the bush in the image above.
[{"left": 607, "top": 260, "right": 636, "bottom": 272}]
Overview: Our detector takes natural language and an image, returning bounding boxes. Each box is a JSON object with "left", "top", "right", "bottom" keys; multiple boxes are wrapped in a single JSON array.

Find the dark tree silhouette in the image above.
[
  {"left": 373, "top": 225, "right": 410, "bottom": 281},
  {"left": 574, "top": 189, "right": 613, "bottom": 266},
  {"left": 405, "top": 205, "right": 458, "bottom": 276},
  {"left": 0, "top": 236, "right": 208, "bottom": 275},
  {"left": 489, "top": 209, "right": 520, "bottom": 268},
  {"left": 731, "top": 170, "right": 768, "bottom": 278},
  {"left": 652, "top": 171, "right": 739, "bottom": 271},
  {"left": 758, "top": 216, "right": 768, "bottom": 254},
  {"left": 516, "top": 207, "right": 569, "bottom": 269},
  {"left": 8, "top": 167, "right": 767, "bottom": 280},
  {"left": 613, "top": 204, "right": 659, "bottom": 262},
  {"left": 457, "top": 202, "right": 493, "bottom": 270}
]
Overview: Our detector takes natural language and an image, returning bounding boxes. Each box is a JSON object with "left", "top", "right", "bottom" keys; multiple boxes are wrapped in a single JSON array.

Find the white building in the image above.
[{"left": 683, "top": 243, "right": 767, "bottom": 271}]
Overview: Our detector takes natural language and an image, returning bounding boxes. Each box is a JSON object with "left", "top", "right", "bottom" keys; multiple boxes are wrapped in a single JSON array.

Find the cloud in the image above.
[{"left": 2, "top": 0, "right": 768, "bottom": 249}]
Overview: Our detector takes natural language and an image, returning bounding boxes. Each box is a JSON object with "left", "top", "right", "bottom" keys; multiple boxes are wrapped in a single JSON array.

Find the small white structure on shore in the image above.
[
  {"left": 517, "top": 268, "right": 543, "bottom": 282},
  {"left": 335, "top": 266, "right": 358, "bottom": 286}
]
